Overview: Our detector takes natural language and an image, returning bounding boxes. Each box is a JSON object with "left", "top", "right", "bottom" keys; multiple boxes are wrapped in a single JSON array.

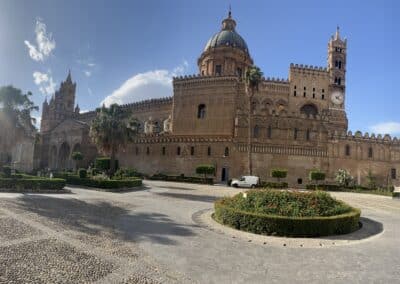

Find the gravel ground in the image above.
[
  {"left": 0, "top": 181, "right": 398, "bottom": 283},
  {"left": 0, "top": 239, "right": 114, "bottom": 283},
  {"left": 0, "top": 217, "right": 43, "bottom": 241}
]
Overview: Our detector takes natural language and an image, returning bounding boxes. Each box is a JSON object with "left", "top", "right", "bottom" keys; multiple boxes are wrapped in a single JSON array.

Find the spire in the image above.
[
  {"left": 335, "top": 26, "right": 340, "bottom": 40},
  {"left": 66, "top": 69, "right": 72, "bottom": 83},
  {"left": 228, "top": 4, "right": 232, "bottom": 18}
]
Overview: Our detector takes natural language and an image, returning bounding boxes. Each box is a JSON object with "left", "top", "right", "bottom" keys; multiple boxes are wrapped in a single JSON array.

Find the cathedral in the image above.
[{"left": 34, "top": 11, "right": 400, "bottom": 187}]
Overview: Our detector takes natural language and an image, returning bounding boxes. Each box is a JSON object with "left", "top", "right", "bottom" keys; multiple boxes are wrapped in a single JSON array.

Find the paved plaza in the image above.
[{"left": 0, "top": 181, "right": 399, "bottom": 283}]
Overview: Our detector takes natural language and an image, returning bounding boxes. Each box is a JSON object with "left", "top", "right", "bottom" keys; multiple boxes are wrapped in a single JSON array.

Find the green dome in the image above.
[{"left": 204, "top": 30, "right": 249, "bottom": 53}]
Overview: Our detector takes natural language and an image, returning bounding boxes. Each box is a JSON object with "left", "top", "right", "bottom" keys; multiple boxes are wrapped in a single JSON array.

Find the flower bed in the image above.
[
  {"left": 0, "top": 177, "right": 66, "bottom": 192},
  {"left": 54, "top": 173, "right": 142, "bottom": 192},
  {"left": 214, "top": 190, "right": 360, "bottom": 237},
  {"left": 148, "top": 174, "right": 213, "bottom": 185},
  {"left": 306, "top": 184, "right": 394, "bottom": 196}
]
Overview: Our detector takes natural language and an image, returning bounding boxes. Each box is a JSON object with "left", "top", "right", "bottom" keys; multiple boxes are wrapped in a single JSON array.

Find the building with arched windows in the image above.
[{"left": 34, "top": 11, "right": 400, "bottom": 187}]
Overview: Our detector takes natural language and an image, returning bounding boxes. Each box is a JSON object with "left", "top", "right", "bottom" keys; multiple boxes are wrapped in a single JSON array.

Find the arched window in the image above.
[
  {"left": 177, "top": 146, "right": 181, "bottom": 156},
  {"left": 215, "top": 65, "right": 222, "bottom": 75},
  {"left": 190, "top": 146, "right": 195, "bottom": 156},
  {"left": 162, "top": 146, "right": 166, "bottom": 155},
  {"left": 224, "top": 147, "right": 229, "bottom": 157},
  {"left": 300, "top": 104, "right": 318, "bottom": 117},
  {"left": 267, "top": 125, "right": 272, "bottom": 139},
  {"left": 368, "top": 147, "right": 373, "bottom": 158},
  {"left": 207, "top": 146, "right": 211, "bottom": 156},
  {"left": 197, "top": 104, "right": 206, "bottom": 119},
  {"left": 135, "top": 147, "right": 139, "bottom": 155},
  {"left": 253, "top": 125, "right": 260, "bottom": 138},
  {"left": 251, "top": 101, "right": 257, "bottom": 114},
  {"left": 294, "top": 128, "right": 298, "bottom": 140},
  {"left": 345, "top": 145, "right": 351, "bottom": 156},
  {"left": 146, "top": 147, "right": 150, "bottom": 155},
  {"left": 306, "top": 129, "right": 310, "bottom": 140},
  {"left": 236, "top": 68, "right": 242, "bottom": 77}
]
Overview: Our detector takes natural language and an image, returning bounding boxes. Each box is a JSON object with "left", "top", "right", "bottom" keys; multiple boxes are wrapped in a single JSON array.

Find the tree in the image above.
[
  {"left": 245, "top": 66, "right": 263, "bottom": 175},
  {"left": 309, "top": 170, "right": 326, "bottom": 190},
  {"left": 196, "top": 165, "right": 215, "bottom": 180},
  {"left": 271, "top": 168, "right": 287, "bottom": 182},
  {"left": 71, "top": 151, "right": 83, "bottom": 171},
  {"left": 0, "top": 85, "right": 38, "bottom": 129},
  {"left": 335, "top": 169, "right": 354, "bottom": 188},
  {"left": 89, "top": 104, "right": 139, "bottom": 176}
]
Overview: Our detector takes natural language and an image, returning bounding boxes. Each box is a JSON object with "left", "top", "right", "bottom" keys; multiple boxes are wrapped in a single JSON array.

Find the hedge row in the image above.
[
  {"left": 214, "top": 200, "right": 361, "bottom": 237},
  {"left": 307, "top": 184, "right": 395, "bottom": 194},
  {"left": 260, "top": 182, "right": 288, "bottom": 189},
  {"left": 148, "top": 174, "right": 213, "bottom": 185},
  {"left": 56, "top": 174, "right": 142, "bottom": 191},
  {"left": 0, "top": 178, "right": 66, "bottom": 191}
]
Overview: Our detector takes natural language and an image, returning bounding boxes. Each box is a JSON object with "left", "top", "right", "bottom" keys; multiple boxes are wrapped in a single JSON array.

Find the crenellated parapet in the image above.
[
  {"left": 329, "top": 130, "right": 400, "bottom": 145},
  {"left": 290, "top": 63, "right": 329, "bottom": 77},
  {"left": 119, "top": 97, "right": 172, "bottom": 111},
  {"left": 173, "top": 74, "right": 239, "bottom": 87}
]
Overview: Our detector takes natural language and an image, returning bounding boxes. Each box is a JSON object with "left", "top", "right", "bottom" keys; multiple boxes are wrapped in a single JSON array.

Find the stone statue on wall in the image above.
[
  {"left": 144, "top": 117, "right": 155, "bottom": 134},
  {"left": 163, "top": 115, "right": 172, "bottom": 133}
]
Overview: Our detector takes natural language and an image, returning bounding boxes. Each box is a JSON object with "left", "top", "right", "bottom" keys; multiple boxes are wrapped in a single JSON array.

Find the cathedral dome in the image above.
[{"left": 203, "top": 11, "right": 249, "bottom": 53}]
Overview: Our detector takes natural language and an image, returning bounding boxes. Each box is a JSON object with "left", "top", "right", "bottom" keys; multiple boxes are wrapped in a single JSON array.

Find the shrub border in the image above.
[
  {"left": 214, "top": 199, "right": 361, "bottom": 237},
  {"left": 54, "top": 174, "right": 143, "bottom": 192},
  {"left": 0, "top": 178, "right": 66, "bottom": 191}
]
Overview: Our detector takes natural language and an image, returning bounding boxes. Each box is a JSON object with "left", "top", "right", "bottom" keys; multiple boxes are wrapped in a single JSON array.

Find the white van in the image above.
[{"left": 230, "top": 176, "right": 260, "bottom": 188}]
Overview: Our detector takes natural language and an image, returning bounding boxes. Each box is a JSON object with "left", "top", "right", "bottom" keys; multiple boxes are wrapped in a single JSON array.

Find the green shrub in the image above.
[
  {"left": 306, "top": 184, "right": 341, "bottom": 191},
  {"left": 309, "top": 170, "right": 326, "bottom": 182},
  {"left": 54, "top": 172, "right": 142, "bottom": 191},
  {"left": 393, "top": 191, "right": 400, "bottom": 198},
  {"left": 113, "top": 167, "right": 142, "bottom": 179},
  {"left": 196, "top": 165, "right": 215, "bottom": 179},
  {"left": 0, "top": 178, "right": 66, "bottom": 191},
  {"left": 2, "top": 166, "right": 11, "bottom": 178},
  {"left": 78, "top": 168, "right": 87, "bottom": 179},
  {"left": 214, "top": 190, "right": 360, "bottom": 237},
  {"left": 270, "top": 168, "right": 287, "bottom": 182},
  {"left": 148, "top": 174, "right": 213, "bottom": 185},
  {"left": 261, "top": 182, "right": 288, "bottom": 189},
  {"left": 95, "top": 157, "right": 119, "bottom": 172},
  {"left": 72, "top": 152, "right": 83, "bottom": 161},
  {"left": 335, "top": 169, "right": 354, "bottom": 187},
  {"left": 88, "top": 167, "right": 100, "bottom": 176}
]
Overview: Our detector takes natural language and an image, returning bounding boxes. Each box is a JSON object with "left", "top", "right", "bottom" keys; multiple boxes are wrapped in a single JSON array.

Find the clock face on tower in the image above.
[{"left": 330, "top": 91, "right": 344, "bottom": 106}]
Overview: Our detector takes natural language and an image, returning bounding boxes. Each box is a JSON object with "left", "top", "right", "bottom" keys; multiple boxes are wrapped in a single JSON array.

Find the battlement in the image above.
[
  {"left": 330, "top": 130, "right": 400, "bottom": 144},
  {"left": 262, "top": 77, "right": 289, "bottom": 84},
  {"left": 173, "top": 74, "right": 239, "bottom": 86},
  {"left": 290, "top": 63, "right": 328, "bottom": 77},
  {"left": 119, "top": 97, "right": 172, "bottom": 111}
]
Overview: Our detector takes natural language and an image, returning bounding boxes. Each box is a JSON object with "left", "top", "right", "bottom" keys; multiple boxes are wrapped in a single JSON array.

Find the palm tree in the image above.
[
  {"left": 89, "top": 104, "right": 139, "bottom": 176},
  {"left": 0, "top": 86, "right": 38, "bottom": 129},
  {"left": 245, "top": 66, "right": 263, "bottom": 175}
]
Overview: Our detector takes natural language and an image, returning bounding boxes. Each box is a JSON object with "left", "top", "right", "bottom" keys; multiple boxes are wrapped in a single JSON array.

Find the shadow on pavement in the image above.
[
  {"left": 321, "top": 217, "right": 384, "bottom": 241},
  {"left": 10, "top": 195, "right": 196, "bottom": 245},
  {"left": 155, "top": 192, "right": 218, "bottom": 203}
]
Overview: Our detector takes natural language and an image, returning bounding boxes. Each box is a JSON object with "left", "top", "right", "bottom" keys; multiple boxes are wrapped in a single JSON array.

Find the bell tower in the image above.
[
  {"left": 325, "top": 27, "right": 348, "bottom": 132},
  {"left": 328, "top": 27, "right": 347, "bottom": 95}
]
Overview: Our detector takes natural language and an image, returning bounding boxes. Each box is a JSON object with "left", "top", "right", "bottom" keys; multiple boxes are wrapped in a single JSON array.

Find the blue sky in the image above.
[{"left": 0, "top": 0, "right": 399, "bottom": 135}]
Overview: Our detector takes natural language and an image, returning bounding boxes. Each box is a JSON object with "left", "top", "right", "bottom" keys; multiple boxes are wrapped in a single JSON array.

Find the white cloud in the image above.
[
  {"left": 101, "top": 61, "right": 188, "bottom": 107},
  {"left": 33, "top": 115, "right": 41, "bottom": 129},
  {"left": 33, "top": 71, "right": 56, "bottom": 95},
  {"left": 24, "top": 18, "right": 55, "bottom": 62},
  {"left": 84, "top": 70, "right": 92, "bottom": 77},
  {"left": 370, "top": 122, "right": 400, "bottom": 136}
]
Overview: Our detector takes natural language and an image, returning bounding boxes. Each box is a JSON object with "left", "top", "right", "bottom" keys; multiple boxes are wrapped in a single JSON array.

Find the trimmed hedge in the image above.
[
  {"left": 261, "top": 182, "right": 288, "bottom": 189},
  {"left": 78, "top": 168, "right": 87, "bottom": 179},
  {"left": 393, "top": 191, "right": 400, "bottom": 198},
  {"left": 95, "top": 157, "right": 119, "bottom": 171},
  {"left": 214, "top": 190, "right": 361, "bottom": 237},
  {"left": 55, "top": 173, "right": 142, "bottom": 191},
  {"left": 306, "top": 184, "right": 342, "bottom": 191},
  {"left": 0, "top": 178, "right": 66, "bottom": 191},
  {"left": 148, "top": 174, "right": 213, "bottom": 185},
  {"left": 2, "top": 166, "right": 11, "bottom": 178}
]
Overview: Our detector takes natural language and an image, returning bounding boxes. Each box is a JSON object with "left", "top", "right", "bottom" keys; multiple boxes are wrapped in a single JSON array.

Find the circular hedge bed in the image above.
[{"left": 214, "top": 190, "right": 361, "bottom": 237}]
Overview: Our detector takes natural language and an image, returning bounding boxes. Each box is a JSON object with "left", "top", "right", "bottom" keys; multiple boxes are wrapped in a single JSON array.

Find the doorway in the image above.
[{"left": 221, "top": 167, "right": 229, "bottom": 183}]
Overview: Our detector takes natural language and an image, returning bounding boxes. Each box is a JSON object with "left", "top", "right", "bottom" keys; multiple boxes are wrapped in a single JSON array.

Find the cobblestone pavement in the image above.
[{"left": 0, "top": 181, "right": 399, "bottom": 283}]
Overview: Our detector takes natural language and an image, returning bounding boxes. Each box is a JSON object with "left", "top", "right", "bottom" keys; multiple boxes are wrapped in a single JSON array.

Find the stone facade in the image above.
[{"left": 36, "top": 12, "right": 400, "bottom": 187}]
